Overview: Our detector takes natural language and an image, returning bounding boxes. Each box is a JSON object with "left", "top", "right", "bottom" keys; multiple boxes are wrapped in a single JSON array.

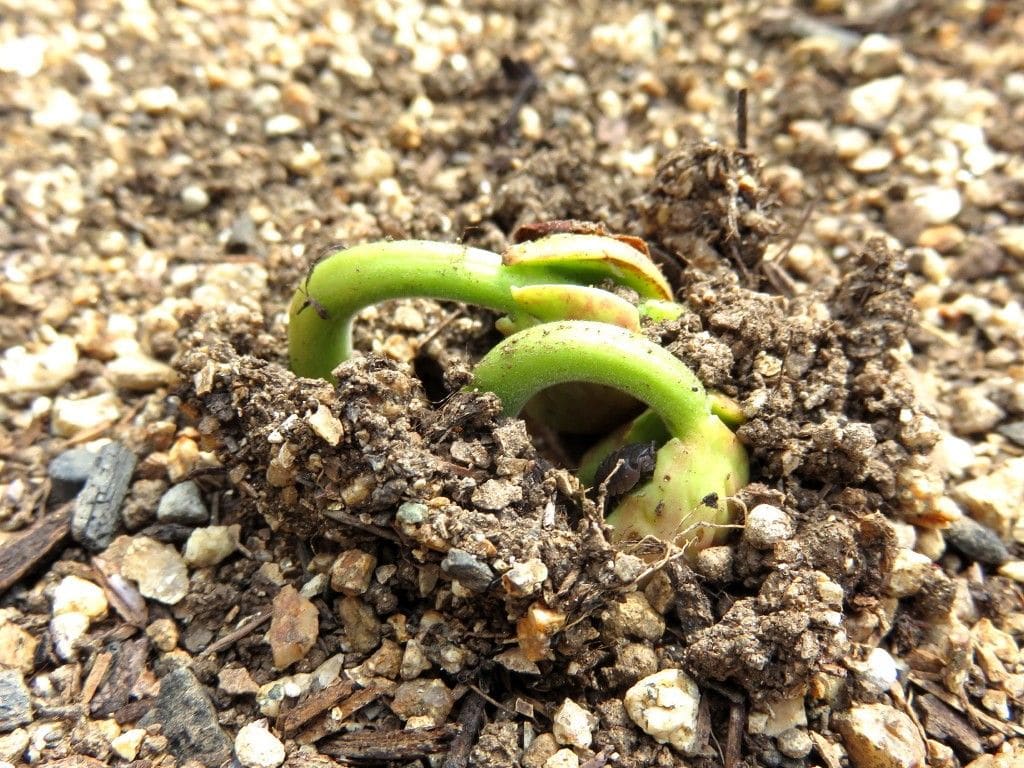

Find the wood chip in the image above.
[
  {"left": 319, "top": 724, "right": 461, "bottom": 761},
  {"left": 0, "top": 503, "right": 71, "bottom": 592},
  {"left": 81, "top": 651, "right": 112, "bottom": 706},
  {"left": 295, "top": 685, "right": 382, "bottom": 744},
  {"left": 279, "top": 678, "right": 355, "bottom": 736},
  {"left": 441, "top": 690, "right": 486, "bottom": 768},
  {"left": 915, "top": 693, "right": 984, "bottom": 758},
  {"left": 89, "top": 637, "right": 149, "bottom": 717}
]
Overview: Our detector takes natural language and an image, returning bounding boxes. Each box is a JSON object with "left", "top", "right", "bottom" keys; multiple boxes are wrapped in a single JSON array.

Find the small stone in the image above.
[
  {"left": 945, "top": 518, "right": 1009, "bottom": 565},
  {"left": 470, "top": 478, "right": 523, "bottom": 511},
  {"left": 858, "top": 647, "right": 899, "bottom": 695},
  {"left": 287, "top": 143, "right": 322, "bottom": 175},
  {"left": 52, "top": 575, "right": 108, "bottom": 619},
  {"left": 777, "top": 728, "right": 813, "bottom": 759},
  {"left": 835, "top": 703, "right": 926, "bottom": 768},
  {"left": 0, "top": 330, "right": 78, "bottom": 395},
  {"left": 953, "top": 458, "right": 1024, "bottom": 539},
  {"left": 390, "top": 679, "right": 454, "bottom": 725},
  {"left": 602, "top": 592, "right": 665, "bottom": 642},
  {"left": 886, "top": 548, "right": 934, "bottom": 598},
  {"left": 108, "top": 353, "right": 178, "bottom": 391},
  {"left": 910, "top": 186, "right": 962, "bottom": 226},
  {"left": 441, "top": 548, "right": 494, "bottom": 593},
  {"left": 0, "top": 671, "right": 32, "bottom": 733},
  {"left": 146, "top": 617, "right": 179, "bottom": 652},
  {"left": 748, "top": 695, "right": 807, "bottom": 737},
  {"left": 33, "top": 89, "right": 82, "bottom": 129},
  {"left": 352, "top": 147, "right": 394, "bottom": 182},
  {"left": 997, "top": 421, "right": 1024, "bottom": 448},
  {"left": 306, "top": 403, "right": 344, "bottom": 446},
  {"left": 337, "top": 596, "right": 381, "bottom": 654},
  {"left": 517, "top": 602, "right": 566, "bottom": 661},
  {"left": 264, "top": 113, "right": 303, "bottom": 137},
  {"left": 917, "top": 224, "right": 964, "bottom": 254},
  {"left": 743, "top": 504, "right": 794, "bottom": 549},
  {"left": 111, "top": 728, "right": 145, "bottom": 761},
  {"left": 51, "top": 392, "right": 121, "bottom": 437},
  {"left": 267, "top": 585, "right": 318, "bottom": 669},
  {"left": 157, "top": 481, "right": 209, "bottom": 526},
  {"left": 848, "top": 146, "right": 894, "bottom": 173},
  {"left": 850, "top": 34, "right": 902, "bottom": 78},
  {"left": 502, "top": 559, "right": 548, "bottom": 597},
  {"left": 0, "top": 622, "right": 37, "bottom": 674},
  {"left": 48, "top": 448, "right": 98, "bottom": 503},
  {"left": 544, "top": 749, "right": 580, "bottom": 768},
  {"left": 122, "top": 536, "right": 189, "bottom": 605},
  {"left": 624, "top": 669, "right": 702, "bottom": 755},
  {"left": 180, "top": 185, "right": 210, "bottom": 213},
  {"left": 523, "top": 733, "right": 559, "bottom": 768},
  {"left": 184, "top": 525, "right": 240, "bottom": 567},
  {"left": 0, "top": 35, "right": 47, "bottom": 77},
  {"left": 73, "top": 442, "right": 136, "bottom": 551},
  {"left": 0, "top": 728, "right": 29, "bottom": 762},
  {"left": 329, "top": 549, "right": 377, "bottom": 596},
  {"left": 847, "top": 76, "right": 905, "bottom": 125},
  {"left": 136, "top": 85, "right": 179, "bottom": 113},
  {"left": 218, "top": 666, "right": 260, "bottom": 696},
  {"left": 49, "top": 612, "right": 90, "bottom": 660},
  {"left": 396, "top": 502, "right": 426, "bottom": 524},
  {"left": 552, "top": 698, "right": 596, "bottom": 749},
  {"left": 226, "top": 213, "right": 259, "bottom": 254},
  {"left": 997, "top": 561, "right": 1024, "bottom": 583},
  {"left": 234, "top": 721, "right": 285, "bottom": 768},
  {"left": 141, "top": 666, "right": 231, "bottom": 766},
  {"left": 996, "top": 226, "right": 1024, "bottom": 260},
  {"left": 401, "top": 639, "right": 432, "bottom": 680},
  {"left": 693, "top": 546, "right": 734, "bottom": 582}
]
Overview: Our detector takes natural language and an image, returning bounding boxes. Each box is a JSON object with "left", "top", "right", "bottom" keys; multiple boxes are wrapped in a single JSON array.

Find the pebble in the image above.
[
  {"left": 108, "top": 353, "right": 178, "bottom": 391},
  {"left": 330, "top": 549, "right": 377, "bottom": 596},
  {"left": 0, "top": 35, "right": 47, "bottom": 77},
  {"left": 552, "top": 698, "right": 596, "bottom": 749},
  {"left": 267, "top": 585, "right": 318, "bottom": 669},
  {"left": 501, "top": 559, "right": 548, "bottom": 597},
  {"left": 146, "top": 617, "right": 179, "bottom": 652},
  {"left": 52, "top": 575, "right": 108, "bottom": 619},
  {"left": 141, "top": 665, "right": 231, "bottom": 767},
  {"left": 396, "top": 501, "right": 426, "bottom": 524},
  {"left": 33, "top": 88, "right": 82, "bottom": 129},
  {"left": 953, "top": 458, "right": 1024, "bottom": 540},
  {"left": 777, "top": 728, "right": 813, "bottom": 759},
  {"left": 110, "top": 728, "right": 146, "bottom": 761},
  {"left": 917, "top": 224, "right": 964, "bottom": 253},
  {"left": 847, "top": 76, "right": 904, "bottom": 125},
  {"left": 122, "top": 536, "right": 189, "bottom": 605},
  {"left": 945, "top": 518, "right": 1009, "bottom": 566},
  {"left": 0, "top": 622, "right": 37, "bottom": 674},
  {"left": 0, "top": 671, "right": 33, "bottom": 733},
  {"left": 49, "top": 611, "right": 90, "bottom": 660},
  {"left": 848, "top": 146, "right": 894, "bottom": 173},
  {"left": 743, "top": 504, "right": 794, "bottom": 549},
  {"left": 441, "top": 548, "right": 494, "bottom": 593},
  {"left": 835, "top": 704, "right": 926, "bottom": 768},
  {"left": 234, "top": 721, "right": 285, "bottom": 768},
  {"left": 748, "top": 695, "right": 807, "bottom": 737},
  {"left": 48, "top": 447, "right": 98, "bottom": 503},
  {"left": 307, "top": 403, "right": 344, "bottom": 446},
  {"left": 264, "top": 113, "right": 303, "bottom": 137},
  {"left": 401, "top": 639, "right": 432, "bottom": 680},
  {"left": 72, "top": 441, "right": 136, "bottom": 551},
  {"left": 910, "top": 186, "right": 962, "bottom": 226},
  {"left": 390, "top": 679, "right": 454, "bottom": 726},
  {"left": 857, "top": 647, "right": 899, "bottom": 694},
  {"left": 0, "top": 728, "right": 29, "bottom": 762},
  {"left": 0, "top": 331, "right": 77, "bottom": 395},
  {"left": 352, "top": 147, "right": 395, "bottom": 183},
  {"left": 624, "top": 669, "right": 702, "bottom": 755},
  {"left": 136, "top": 85, "right": 179, "bottom": 113},
  {"left": 850, "top": 34, "right": 902, "bottom": 78},
  {"left": 226, "top": 213, "right": 260, "bottom": 254},
  {"left": 602, "top": 592, "right": 665, "bottom": 642},
  {"left": 51, "top": 392, "right": 121, "bottom": 437},
  {"left": 886, "top": 548, "right": 935, "bottom": 598},
  {"left": 184, "top": 525, "right": 240, "bottom": 567},
  {"left": 544, "top": 749, "right": 580, "bottom": 768},
  {"left": 471, "top": 478, "right": 523, "bottom": 511},
  {"left": 997, "top": 561, "right": 1024, "bottom": 583},
  {"left": 996, "top": 226, "right": 1024, "bottom": 261},
  {"left": 218, "top": 666, "right": 260, "bottom": 697},
  {"left": 157, "top": 481, "right": 209, "bottom": 526},
  {"left": 997, "top": 421, "right": 1024, "bottom": 448},
  {"left": 180, "top": 184, "right": 210, "bottom": 213}
]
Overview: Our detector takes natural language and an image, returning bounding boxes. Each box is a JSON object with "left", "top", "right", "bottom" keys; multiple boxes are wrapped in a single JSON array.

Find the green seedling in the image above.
[
  {"left": 287, "top": 234, "right": 677, "bottom": 432},
  {"left": 469, "top": 320, "right": 749, "bottom": 557}
]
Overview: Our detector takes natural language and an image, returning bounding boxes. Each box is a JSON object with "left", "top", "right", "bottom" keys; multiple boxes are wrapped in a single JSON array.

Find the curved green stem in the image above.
[{"left": 469, "top": 321, "right": 711, "bottom": 439}]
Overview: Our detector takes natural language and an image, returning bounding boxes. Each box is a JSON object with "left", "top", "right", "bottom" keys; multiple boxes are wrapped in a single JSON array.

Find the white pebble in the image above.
[
  {"left": 234, "top": 721, "right": 285, "bottom": 768},
  {"left": 910, "top": 186, "right": 962, "bottom": 225},
  {"left": 0, "top": 331, "right": 78, "bottom": 395},
  {"left": 0, "top": 35, "right": 47, "bottom": 77},
  {"left": 847, "top": 76, "right": 904, "bottom": 125},
  {"left": 184, "top": 525, "right": 240, "bottom": 567},
  {"left": 743, "top": 504, "right": 794, "bottom": 549},
  {"left": 52, "top": 575, "right": 108, "bottom": 620},
  {"left": 50, "top": 392, "right": 122, "bottom": 437},
  {"left": 624, "top": 669, "right": 702, "bottom": 755},
  {"left": 122, "top": 537, "right": 189, "bottom": 605},
  {"left": 136, "top": 85, "right": 179, "bottom": 113},
  {"left": 848, "top": 146, "right": 893, "bottom": 173},
  {"left": 544, "top": 749, "right": 580, "bottom": 768},
  {"left": 264, "top": 113, "right": 303, "bottom": 137},
  {"left": 50, "top": 612, "right": 90, "bottom": 660},
  {"left": 111, "top": 729, "right": 145, "bottom": 761},
  {"left": 886, "top": 548, "right": 933, "bottom": 598},
  {"left": 180, "top": 185, "right": 210, "bottom": 213},
  {"left": 552, "top": 698, "right": 596, "bottom": 749}
]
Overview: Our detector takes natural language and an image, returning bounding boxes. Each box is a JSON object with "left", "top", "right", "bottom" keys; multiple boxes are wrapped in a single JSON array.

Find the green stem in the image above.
[
  {"left": 288, "top": 241, "right": 559, "bottom": 381},
  {"left": 469, "top": 321, "right": 711, "bottom": 440}
]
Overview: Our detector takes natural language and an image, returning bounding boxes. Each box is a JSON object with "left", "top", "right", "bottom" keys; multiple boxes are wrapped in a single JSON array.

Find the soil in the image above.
[{"left": 2, "top": 2, "right": 1023, "bottom": 768}]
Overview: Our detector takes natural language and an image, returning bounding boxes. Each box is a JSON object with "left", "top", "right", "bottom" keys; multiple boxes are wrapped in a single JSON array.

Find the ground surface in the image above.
[{"left": 1, "top": 1, "right": 1023, "bottom": 767}]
